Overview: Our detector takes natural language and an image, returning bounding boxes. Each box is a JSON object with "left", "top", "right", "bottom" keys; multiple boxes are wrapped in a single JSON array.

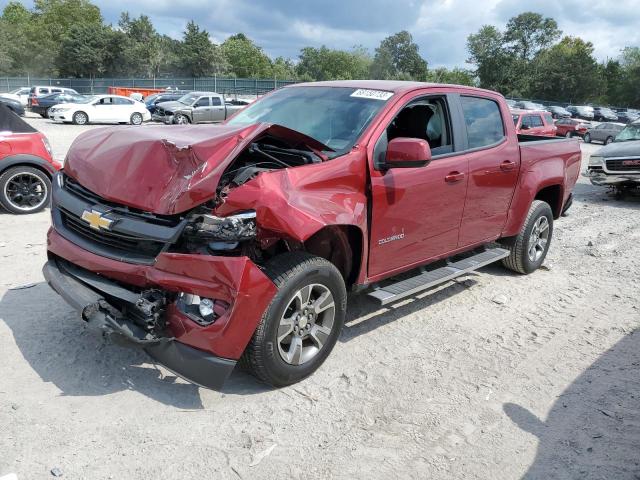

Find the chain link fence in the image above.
[{"left": 0, "top": 76, "right": 297, "bottom": 96}]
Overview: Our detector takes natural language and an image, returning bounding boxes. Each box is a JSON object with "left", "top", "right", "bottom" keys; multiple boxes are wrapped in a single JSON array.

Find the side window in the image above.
[
  {"left": 114, "top": 97, "right": 133, "bottom": 105},
  {"left": 543, "top": 113, "right": 553, "bottom": 125},
  {"left": 530, "top": 115, "right": 544, "bottom": 127},
  {"left": 459, "top": 96, "right": 505, "bottom": 149},
  {"left": 211, "top": 96, "right": 222, "bottom": 106},
  {"left": 521, "top": 115, "right": 533, "bottom": 128},
  {"left": 194, "top": 97, "right": 210, "bottom": 107}
]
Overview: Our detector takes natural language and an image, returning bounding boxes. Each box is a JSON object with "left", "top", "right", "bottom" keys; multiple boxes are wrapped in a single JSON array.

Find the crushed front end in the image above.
[{"left": 44, "top": 172, "right": 277, "bottom": 389}]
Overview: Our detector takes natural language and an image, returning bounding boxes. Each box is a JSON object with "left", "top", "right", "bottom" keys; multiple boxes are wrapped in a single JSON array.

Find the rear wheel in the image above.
[
  {"left": 72, "top": 111, "right": 88, "bottom": 125},
  {"left": 583, "top": 133, "right": 591, "bottom": 143},
  {"left": 502, "top": 200, "right": 553, "bottom": 274},
  {"left": 0, "top": 166, "right": 51, "bottom": 214},
  {"left": 605, "top": 136, "right": 614, "bottom": 145},
  {"left": 242, "top": 252, "right": 346, "bottom": 387},
  {"left": 130, "top": 112, "right": 143, "bottom": 125}
]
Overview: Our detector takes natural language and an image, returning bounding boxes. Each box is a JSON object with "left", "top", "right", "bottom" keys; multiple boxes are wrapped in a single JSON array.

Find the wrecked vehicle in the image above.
[
  {"left": 585, "top": 121, "right": 640, "bottom": 192},
  {"left": 152, "top": 92, "right": 245, "bottom": 124},
  {"left": 43, "top": 81, "right": 581, "bottom": 389}
]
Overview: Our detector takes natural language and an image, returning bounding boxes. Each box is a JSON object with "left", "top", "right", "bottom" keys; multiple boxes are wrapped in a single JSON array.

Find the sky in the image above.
[{"left": 3, "top": 0, "right": 640, "bottom": 68}]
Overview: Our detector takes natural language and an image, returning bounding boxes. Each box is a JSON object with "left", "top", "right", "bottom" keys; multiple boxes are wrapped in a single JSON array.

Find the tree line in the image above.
[{"left": 1, "top": 1, "right": 639, "bottom": 107}]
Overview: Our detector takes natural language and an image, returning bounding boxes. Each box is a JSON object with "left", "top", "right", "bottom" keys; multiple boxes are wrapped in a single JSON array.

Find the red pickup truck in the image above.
[{"left": 43, "top": 81, "right": 581, "bottom": 389}]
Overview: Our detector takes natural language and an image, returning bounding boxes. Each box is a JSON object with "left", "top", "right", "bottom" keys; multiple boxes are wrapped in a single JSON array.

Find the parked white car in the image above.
[
  {"left": 0, "top": 87, "right": 30, "bottom": 106},
  {"left": 48, "top": 95, "right": 151, "bottom": 125}
]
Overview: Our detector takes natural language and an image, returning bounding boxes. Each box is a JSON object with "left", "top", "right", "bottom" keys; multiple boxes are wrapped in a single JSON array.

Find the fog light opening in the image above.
[{"left": 177, "top": 293, "right": 224, "bottom": 326}]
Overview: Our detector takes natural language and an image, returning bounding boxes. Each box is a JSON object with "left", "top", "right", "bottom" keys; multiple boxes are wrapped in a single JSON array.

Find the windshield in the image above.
[
  {"left": 178, "top": 93, "right": 199, "bottom": 105},
  {"left": 614, "top": 123, "right": 640, "bottom": 142},
  {"left": 227, "top": 86, "right": 392, "bottom": 157},
  {"left": 8, "top": 88, "right": 24, "bottom": 95}
]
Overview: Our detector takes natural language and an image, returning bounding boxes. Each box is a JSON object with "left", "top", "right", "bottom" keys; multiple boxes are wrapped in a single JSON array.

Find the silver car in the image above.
[
  {"left": 152, "top": 92, "right": 244, "bottom": 124},
  {"left": 584, "top": 123, "right": 625, "bottom": 145}
]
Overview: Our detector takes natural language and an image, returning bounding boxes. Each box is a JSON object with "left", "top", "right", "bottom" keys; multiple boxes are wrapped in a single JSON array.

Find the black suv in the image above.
[{"left": 593, "top": 107, "right": 619, "bottom": 122}]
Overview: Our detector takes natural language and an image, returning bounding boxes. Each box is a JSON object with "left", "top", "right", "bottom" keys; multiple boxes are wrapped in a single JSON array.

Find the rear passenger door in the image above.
[
  {"left": 455, "top": 94, "right": 520, "bottom": 247},
  {"left": 210, "top": 96, "right": 226, "bottom": 122}
]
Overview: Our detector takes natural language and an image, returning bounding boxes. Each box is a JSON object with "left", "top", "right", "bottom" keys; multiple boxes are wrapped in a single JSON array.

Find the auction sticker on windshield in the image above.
[{"left": 350, "top": 89, "right": 394, "bottom": 100}]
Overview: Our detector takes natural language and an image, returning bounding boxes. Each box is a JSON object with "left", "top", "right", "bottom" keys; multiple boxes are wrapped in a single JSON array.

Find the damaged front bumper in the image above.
[
  {"left": 151, "top": 112, "right": 175, "bottom": 124},
  {"left": 583, "top": 170, "right": 640, "bottom": 186},
  {"left": 44, "top": 228, "right": 278, "bottom": 390},
  {"left": 43, "top": 257, "right": 237, "bottom": 389}
]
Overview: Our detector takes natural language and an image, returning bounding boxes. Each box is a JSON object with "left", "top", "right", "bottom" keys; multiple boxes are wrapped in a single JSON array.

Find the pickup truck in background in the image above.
[
  {"left": 585, "top": 120, "right": 640, "bottom": 193},
  {"left": 152, "top": 91, "right": 246, "bottom": 124},
  {"left": 43, "top": 81, "right": 581, "bottom": 389}
]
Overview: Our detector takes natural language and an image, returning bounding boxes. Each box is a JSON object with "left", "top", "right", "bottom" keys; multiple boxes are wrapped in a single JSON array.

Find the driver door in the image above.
[
  {"left": 192, "top": 96, "right": 212, "bottom": 123},
  {"left": 367, "top": 92, "right": 468, "bottom": 279}
]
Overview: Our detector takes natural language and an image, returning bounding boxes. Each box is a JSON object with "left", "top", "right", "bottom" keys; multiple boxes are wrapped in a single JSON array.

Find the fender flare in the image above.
[{"left": 0, "top": 154, "right": 58, "bottom": 177}]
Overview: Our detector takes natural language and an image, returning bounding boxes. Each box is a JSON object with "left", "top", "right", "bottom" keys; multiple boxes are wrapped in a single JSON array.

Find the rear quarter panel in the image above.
[{"left": 502, "top": 138, "right": 581, "bottom": 237}]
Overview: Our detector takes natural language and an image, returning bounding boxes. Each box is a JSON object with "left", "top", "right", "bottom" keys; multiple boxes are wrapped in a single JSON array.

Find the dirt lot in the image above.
[{"left": 1, "top": 115, "right": 639, "bottom": 479}]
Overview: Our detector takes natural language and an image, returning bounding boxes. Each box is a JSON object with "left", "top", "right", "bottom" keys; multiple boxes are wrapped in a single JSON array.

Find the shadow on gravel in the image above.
[
  {"left": 572, "top": 182, "right": 640, "bottom": 210},
  {"left": 504, "top": 329, "right": 640, "bottom": 479},
  {"left": 341, "top": 278, "right": 479, "bottom": 342},
  {"left": 0, "top": 283, "right": 268, "bottom": 407}
]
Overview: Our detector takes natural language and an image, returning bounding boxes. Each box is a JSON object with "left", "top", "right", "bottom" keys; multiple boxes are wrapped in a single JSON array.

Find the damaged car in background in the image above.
[
  {"left": 152, "top": 91, "right": 245, "bottom": 124},
  {"left": 585, "top": 121, "right": 640, "bottom": 195},
  {"left": 43, "top": 81, "right": 580, "bottom": 389}
]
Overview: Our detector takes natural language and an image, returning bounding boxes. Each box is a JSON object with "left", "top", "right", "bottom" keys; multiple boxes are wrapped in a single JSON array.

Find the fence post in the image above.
[
  {"left": 214, "top": 74, "right": 217, "bottom": 92},
  {"left": 193, "top": 77, "right": 196, "bottom": 90}
]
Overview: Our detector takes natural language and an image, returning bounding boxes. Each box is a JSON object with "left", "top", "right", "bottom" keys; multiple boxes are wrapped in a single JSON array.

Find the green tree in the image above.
[
  {"left": 118, "top": 13, "right": 162, "bottom": 77},
  {"left": 57, "top": 23, "right": 110, "bottom": 78},
  {"left": 222, "top": 33, "right": 273, "bottom": 78},
  {"left": 271, "top": 56, "right": 297, "bottom": 80},
  {"left": 179, "top": 21, "right": 227, "bottom": 77},
  {"left": 503, "top": 12, "right": 561, "bottom": 61},
  {"left": 529, "top": 36, "right": 602, "bottom": 103},
  {"left": 297, "top": 46, "right": 371, "bottom": 80},
  {"left": 370, "top": 31, "right": 427, "bottom": 80},
  {"left": 426, "top": 67, "right": 476, "bottom": 86},
  {"left": 466, "top": 25, "right": 515, "bottom": 93},
  {"left": 617, "top": 47, "right": 640, "bottom": 107}
]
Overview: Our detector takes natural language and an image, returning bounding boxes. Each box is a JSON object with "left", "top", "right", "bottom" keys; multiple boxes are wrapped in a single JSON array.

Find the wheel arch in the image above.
[
  {"left": 0, "top": 155, "right": 57, "bottom": 179},
  {"left": 303, "top": 224, "right": 364, "bottom": 288},
  {"left": 534, "top": 184, "right": 563, "bottom": 219}
]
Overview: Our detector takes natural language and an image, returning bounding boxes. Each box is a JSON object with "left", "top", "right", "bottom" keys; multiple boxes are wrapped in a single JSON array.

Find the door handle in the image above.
[
  {"left": 445, "top": 171, "right": 465, "bottom": 183},
  {"left": 500, "top": 160, "right": 517, "bottom": 171}
]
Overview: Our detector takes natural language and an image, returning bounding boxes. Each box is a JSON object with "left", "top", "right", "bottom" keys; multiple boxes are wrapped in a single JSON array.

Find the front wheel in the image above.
[
  {"left": 242, "top": 252, "right": 347, "bottom": 387},
  {"left": 130, "top": 112, "right": 143, "bottom": 125},
  {"left": 72, "top": 111, "right": 88, "bottom": 125},
  {"left": 501, "top": 200, "right": 553, "bottom": 274},
  {"left": 583, "top": 133, "right": 591, "bottom": 143},
  {"left": 174, "top": 114, "right": 190, "bottom": 125},
  {"left": 0, "top": 166, "right": 51, "bottom": 214},
  {"left": 605, "top": 136, "right": 614, "bottom": 145}
]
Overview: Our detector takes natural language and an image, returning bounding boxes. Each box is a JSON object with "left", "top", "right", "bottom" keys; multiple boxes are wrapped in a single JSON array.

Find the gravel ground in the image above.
[{"left": 1, "top": 116, "right": 639, "bottom": 479}]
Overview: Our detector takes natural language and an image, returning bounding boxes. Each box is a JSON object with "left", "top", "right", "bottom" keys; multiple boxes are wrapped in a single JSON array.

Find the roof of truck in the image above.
[{"left": 286, "top": 80, "right": 498, "bottom": 96}]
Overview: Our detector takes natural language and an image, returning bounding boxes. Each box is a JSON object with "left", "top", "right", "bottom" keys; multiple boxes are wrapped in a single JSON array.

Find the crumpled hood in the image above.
[
  {"left": 154, "top": 101, "right": 185, "bottom": 113},
  {"left": 595, "top": 140, "right": 640, "bottom": 158},
  {"left": 63, "top": 123, "right": 329, "bottom": 215}
]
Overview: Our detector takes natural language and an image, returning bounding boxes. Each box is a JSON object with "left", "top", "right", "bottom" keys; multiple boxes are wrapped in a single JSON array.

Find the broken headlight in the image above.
[
  {"left": 183, "top": 210, "right": 257, "bottom": 253},
  {"left": 588, "top": 155, "right": 603, "bottom": 167}
]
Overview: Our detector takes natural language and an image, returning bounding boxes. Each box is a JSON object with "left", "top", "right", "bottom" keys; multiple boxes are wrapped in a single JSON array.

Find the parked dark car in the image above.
[
  {"left": 27, "top": 86, "right": 78, "bottom": 108},
  {"left": 566, "top": 105, "right": 595, "bottom": 121},
  {"left": 593, "top": 107, "right": 619, "bottom": 122},
  {"left": 555, "top": 117, "right": 591, "bottom": 138},
  {"left": 0, "top": 97, "right": 25, "bottom": 116},
  {"left": 615, "top": 110, "right": 640, "bottom": 124},
  {"left": 144, "top": 92, "right": 186, "bottom": 114},
  {"left": 585, "top": 121, "right": 640, "bottom": 189},
  {"left": 548, "top": 106, "right": 571, "bottom": 119},
  {"left": 584, "top": 122, "right": 624, "bottom": 145},
  {"left": 514, "top": 101, "right": 548, "bottom": 111},
  {"left": 30, "top": 92, "right": 86, "bottom": 118}
]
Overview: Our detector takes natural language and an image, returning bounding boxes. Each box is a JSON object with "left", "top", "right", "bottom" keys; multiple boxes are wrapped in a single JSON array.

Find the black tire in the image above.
[
  {"left": 174, "top": 114, "right": 190, "bottom": 125},
  {"left": 45, "top": 107, "right": 52, "bottom": 118},
  {"left": 605, "top": 136, "right": 614, "bottom": 145},
  {"left": 0, "top": 166, "right": 51, "bottom": 214},
  {"left": 242, "top": 252, "right": 347, "bottom": 387},
  {"left": 39, "top": 112, "right": 47, "bottom": 118},
  {"left": 72, "top": 111, "right": 88, "bottom": 125},
  {"left": 130, "top": 112, "right": 143, "bottom": 125},
  {"left": 583, "top": 133, "right": 591, "bottom": 143},
  {"left": 501, "top": 200, "right": 554, "bottom": 275}
]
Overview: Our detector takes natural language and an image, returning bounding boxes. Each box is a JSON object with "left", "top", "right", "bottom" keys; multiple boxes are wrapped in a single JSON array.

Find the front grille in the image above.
[
  {"left": 606, "top": 158, "right": 640, "bottom": 172},
  {"left": 60, "top": 208, "right": 166, "bottom": 258}
]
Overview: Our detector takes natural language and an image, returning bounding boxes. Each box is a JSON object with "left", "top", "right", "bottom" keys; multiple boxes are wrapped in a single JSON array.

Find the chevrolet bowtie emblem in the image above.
[{"left": 81, "top": 209, "right": 114, "bottom": 231}]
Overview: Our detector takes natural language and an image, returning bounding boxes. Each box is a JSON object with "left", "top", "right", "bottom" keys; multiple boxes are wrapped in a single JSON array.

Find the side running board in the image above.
[{"left": 367, "top": 248, "right": 510, "bottom": 305}]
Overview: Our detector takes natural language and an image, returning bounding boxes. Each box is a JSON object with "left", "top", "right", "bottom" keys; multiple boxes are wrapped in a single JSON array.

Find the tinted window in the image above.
[
  {"left": 194, "top": 97, "right": 210, "bottom": 107},
  {"left": 95, "top": 97, "right": 114, "bottom": 105},
  {"left": 211, "top": 97, "right": 222, "bottom": 106},
  {"left": 114, "top": 97, "right": 133, "bottom": 105},
  {"left": 460, "top": 96, "right": 505, "bottom": 148}
]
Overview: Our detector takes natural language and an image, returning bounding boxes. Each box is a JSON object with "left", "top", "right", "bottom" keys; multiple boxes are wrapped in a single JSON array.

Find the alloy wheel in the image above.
[
  {"left": 528, "top": 216, "right": 550, "bottom": 263},
  {"left": 3, "top": 172, "right": 48, "bottom": 212},
  {"left": 277, "top": 284, "right": 336, "bottom": 366}
]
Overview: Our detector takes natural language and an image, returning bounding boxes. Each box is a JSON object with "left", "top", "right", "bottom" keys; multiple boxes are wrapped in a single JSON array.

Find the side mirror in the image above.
[{"left": 385, "top": 137, "right": 432, "bottom": 169}]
